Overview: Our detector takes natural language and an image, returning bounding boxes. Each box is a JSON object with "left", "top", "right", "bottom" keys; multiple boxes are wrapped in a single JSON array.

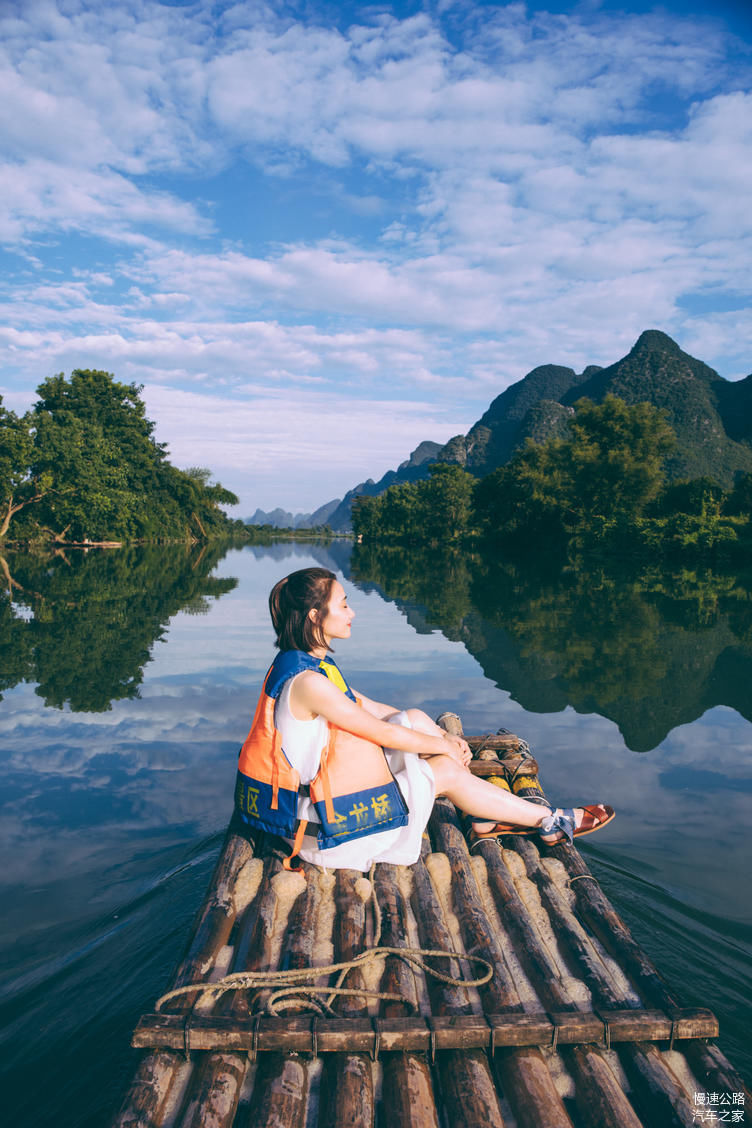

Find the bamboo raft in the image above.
[{"left": 113, "top": 719, "right": 750, "bottom": 1128}]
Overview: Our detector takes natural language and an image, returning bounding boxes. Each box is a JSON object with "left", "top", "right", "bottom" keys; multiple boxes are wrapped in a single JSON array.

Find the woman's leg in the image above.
[
  {"left": 425, "top": 755, "right": 549, "bottom": 828},
  {"left": 424, "top": 754, "right": 601, "bottom": 840}
]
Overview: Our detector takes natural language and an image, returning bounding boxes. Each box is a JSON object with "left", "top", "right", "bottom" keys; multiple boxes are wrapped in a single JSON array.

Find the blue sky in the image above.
[{"left": 1, "top": 0, "right": 750, "bottom": 513}]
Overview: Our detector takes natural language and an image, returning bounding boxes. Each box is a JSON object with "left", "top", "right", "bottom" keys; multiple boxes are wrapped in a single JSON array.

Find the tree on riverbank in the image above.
[
  {"left": 1, "top": 370, "right": 244, "bottom": 544},
  {"left": 353, "top": 395, "right": 752, "bottom": 558},
  {"left": 352, "top": 463, "right": 476, "bottom": 545}
]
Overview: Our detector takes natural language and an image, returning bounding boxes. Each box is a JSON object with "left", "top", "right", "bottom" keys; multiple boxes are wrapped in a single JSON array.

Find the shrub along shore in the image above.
[
  {"left": 352, "top": 396, "right": 752, "bottom": 560},
  {"left": 1, "top": 369, "right": 246, "bottom": 546}
]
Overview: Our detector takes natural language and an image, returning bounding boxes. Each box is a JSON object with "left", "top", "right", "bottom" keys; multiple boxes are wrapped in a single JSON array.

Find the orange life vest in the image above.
[{"left": 235, "top": 650, "right": 408, "bottom": 861}]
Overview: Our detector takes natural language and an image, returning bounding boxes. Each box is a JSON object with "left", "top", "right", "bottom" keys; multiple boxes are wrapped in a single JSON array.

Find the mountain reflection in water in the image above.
[
  {"left": 0, "top": 541, "right": 750, "bottom": 1127},
  {"left": 351, "top": 544, "right": 752, "bottom": 752}
]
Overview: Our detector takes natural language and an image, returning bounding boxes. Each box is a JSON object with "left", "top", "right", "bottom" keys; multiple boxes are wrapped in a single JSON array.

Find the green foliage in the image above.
[
  {"left": 352, "top": 464, "right": 475, "bottom": 544},
  {"left": 350, "top": 540, "right": 752, "bottom": 751},
  {"left": 0, "top": 543, "right": 237, "bottom": 710},
  {"left": 725, "top": 473, "right": 752, "bottom": 517},
  {"left": 562, "top": 395, "right": 676, "bottom": 522},
  {"left": 2, "top": 370, "right": 241, "bottom": 543},
  {"left": 0, "top": 398, "right": 41, "bottom": 536},
  {"left": 473, "top": 442, "right": 569, "bottom": 549},
  {"left": 475, "top": 395, "right": 686, "bottom": 555},
  {"left": 635, "top": 513, "right": 741, "bottom": 554},
  {"left": 650, "top": 477, "right": 726, "bottom": 518},
  {"left": 361, "top": 394, "right": 751, "bottom": 562}
]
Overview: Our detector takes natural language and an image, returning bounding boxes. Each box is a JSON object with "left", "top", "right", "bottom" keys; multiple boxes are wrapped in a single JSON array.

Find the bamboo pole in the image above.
[
  {"left": 475, "top": 832, "right": 642, "bottom": 1128},
  {"left": 549, "top": 843, "right": 752, "bottom": 1109},
  {"left": 320, "top": 868, "right": 375, "bottom": 1128},
  {"left": 112, "top": 826, "right": 256, "bottom": 1128},
  {"left": 428, "top": 813, "right": 573, "bottom": 1124},
  {"left": 411, "top": 850, "right": 508, "bottom": 1127},
  {"left": 240, "top": 857, "right": 319, "bottom": 1128},
  {"left": 372, "top": 862, "right": 441, "bottom": 1128},
  {"left": 508, "top": 836, "right": 728, "bottom": 1127},
  {"left": 434, "top": 712, "right": 573, "bottom": 1128},
  {"left": 175, "top": 851, "right": 286, "bottom": 1128}
]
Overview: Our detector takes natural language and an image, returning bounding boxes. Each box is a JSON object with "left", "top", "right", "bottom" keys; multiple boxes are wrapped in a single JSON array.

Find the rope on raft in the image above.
[{"left": 154, "top": 946, "right": 494, "bottom": 1018}]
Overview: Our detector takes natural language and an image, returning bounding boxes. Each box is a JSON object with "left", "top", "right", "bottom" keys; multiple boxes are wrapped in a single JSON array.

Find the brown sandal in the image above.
[{"left": 469, "top": 804, "right": 615, "bottom": 847}]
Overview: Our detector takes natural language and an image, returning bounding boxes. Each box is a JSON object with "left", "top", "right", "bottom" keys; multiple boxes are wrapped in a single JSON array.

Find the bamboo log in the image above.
[
  {"left": 320, "top": 868, "right": 375, "bottom": 1128},
  {"left": 428, "top": 798, "right": 573, "bottom": 1128},
  {"left": 510, "top": 837, "right": 724, "bottom": 1126},
  {"left": 476, "top": 834, "right": 643, "bottom": 1128},
  {"left": 435, "top": 712, "right": 574, "bottom": 1128},
  {"left": 618, "top": 1042, "right": 698, "bottom": 1128},
  {"left": 411, "top": 854, "right": 507, "bottom": 1127},
  {"left": 176, "top": 851, "right": 286, "bottom": 1128},
  {"left": 242, "top": 859, "right": 320, "bottom": 1128},
  {"left": 373, "top": 862, "right": 441, "bottom": 1128},
  {"left": 549, "top": 843, "right": 752, "bottom": 1107},
  {"left": 508, "top": 826, "right": 694, "bottom": 1128},
  {"left": 112, "top": 827, "right": 255, "bottom": 1128}
]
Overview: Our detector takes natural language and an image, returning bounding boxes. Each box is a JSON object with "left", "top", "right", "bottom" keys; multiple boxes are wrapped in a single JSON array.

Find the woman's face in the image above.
[{"left": 314, "top": 580, "right": 355, "bottom": 646}]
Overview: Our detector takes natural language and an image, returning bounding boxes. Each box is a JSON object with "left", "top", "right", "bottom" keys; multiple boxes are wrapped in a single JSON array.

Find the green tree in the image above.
[
  {"left": 181, "top": 467, "right": 240, "bottom": 538},
  {"left": 380, "top": 482, "right": 419, "bottom": 540},
  {"left": 420, "top": 464, "right": 475, "bottom": 542},
  {"left": 8, "top": 370, "right": 240, "bottom": 543},
  {"left": 725, "top": 473, "right": 752, "bottom": 517},
  {"left": 651, "top": 477, "right": 727, "bottom": 518},
  {"left": 29, "top": 370, "right": 170, "bottom": 540},
  {"left": 0, "top": 399, "right": 44, "bottom": 539},
  {"left": 561, "top": 395, "right": 676, "bottom": 525},
  {"left": 352, "top": 494, "right": 384, "bottom": 541},
  {"left": 474, "top": 395, "right": 676, "bottom": 548}
]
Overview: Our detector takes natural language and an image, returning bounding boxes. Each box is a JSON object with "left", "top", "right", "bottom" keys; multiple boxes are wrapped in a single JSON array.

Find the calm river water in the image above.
[{"left": 1, "top": 540, "right": 750, "bottom": 1126}]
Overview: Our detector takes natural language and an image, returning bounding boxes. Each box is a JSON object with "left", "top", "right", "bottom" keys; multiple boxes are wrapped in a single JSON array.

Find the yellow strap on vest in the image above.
[
  {"left": 283, "top": 819, "right": 308, "bottom": 871},
  {"left": 318, "top": 659, "right": 348, "bottom": 694}
]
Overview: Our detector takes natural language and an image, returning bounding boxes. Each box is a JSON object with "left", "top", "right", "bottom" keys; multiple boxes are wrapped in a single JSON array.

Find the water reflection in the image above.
[
  {"left": 1, "top": 542, "right": 750, "bottom": 1124},
  {"left": 0, "top": 544, "right": 238, "bottom": 711},
  {"left": 350, "top": 545, "right": 752, "bottom": 751}
]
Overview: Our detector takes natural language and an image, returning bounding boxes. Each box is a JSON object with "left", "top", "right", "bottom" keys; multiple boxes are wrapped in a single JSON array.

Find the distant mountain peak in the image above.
[
  {"left": 400, "top": 440, "right": 443, "bottom": 470},
  {"left": 630, "top": 329, "right": 683, "bottom": 357}
]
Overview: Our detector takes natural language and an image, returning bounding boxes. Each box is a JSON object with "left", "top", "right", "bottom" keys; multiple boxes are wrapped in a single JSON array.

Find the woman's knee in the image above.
[
  {"left": 404, "top": 708, "right": 432, "bottom": 730},
  {"left": 426, "top": 754, "right": 462, "bottom": 795}
]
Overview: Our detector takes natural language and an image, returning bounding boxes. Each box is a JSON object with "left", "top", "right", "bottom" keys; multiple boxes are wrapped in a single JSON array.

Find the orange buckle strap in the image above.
[
  {"left": 320, "top": 729, "right": 337, "bottom": 824},
  {"left": 270, "top": 728, "right": 280, "bottom": 810},
  {"left": 283, "top": 819, "right": 308, "bottom": 871}
]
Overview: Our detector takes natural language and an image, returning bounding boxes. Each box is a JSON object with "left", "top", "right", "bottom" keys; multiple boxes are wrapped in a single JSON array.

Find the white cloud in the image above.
[
  {"left": 142, "top": 381, "right": 472, "bottom": 510},
  {"left": 0, "top": 0, "right": 750, "bottom": 512}
]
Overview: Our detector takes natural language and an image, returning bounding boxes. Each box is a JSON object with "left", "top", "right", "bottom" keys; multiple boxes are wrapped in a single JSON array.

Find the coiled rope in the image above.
[
  {"left": 155, "top": 946, "right": 493, "bottom": 1018},
  {"left": 155, "top": 862, "right": 493, "bottom": 1019}
]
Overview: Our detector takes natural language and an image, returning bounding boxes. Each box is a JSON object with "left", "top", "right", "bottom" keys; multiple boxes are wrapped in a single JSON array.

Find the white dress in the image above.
[{"left": 275, "top": 675, "right": 436, "bottom": 870}]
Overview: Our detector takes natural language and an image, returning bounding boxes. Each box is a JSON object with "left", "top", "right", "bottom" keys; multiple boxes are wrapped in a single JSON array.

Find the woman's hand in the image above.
[{"left": 441, "top": 732, "right": 472, "bottom": 768}]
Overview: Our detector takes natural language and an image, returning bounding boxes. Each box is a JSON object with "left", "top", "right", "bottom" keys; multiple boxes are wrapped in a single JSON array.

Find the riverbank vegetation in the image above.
[
  {"left": 0, "top": 370, "right": 246, "bottom": 545},
  {"left": 350, "top": 539, "right": 752, "bottom": 751},
  {"left": 243, "top": 524, "right": 337, "bottom": 542},
  {"left": 352, "top": 396, "right": 752, "bottom": 560}
]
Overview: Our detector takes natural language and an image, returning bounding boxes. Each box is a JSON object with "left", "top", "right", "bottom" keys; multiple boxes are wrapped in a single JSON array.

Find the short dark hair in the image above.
[{"left": 268, "top": 567, "right": 337, "bottom": 652}]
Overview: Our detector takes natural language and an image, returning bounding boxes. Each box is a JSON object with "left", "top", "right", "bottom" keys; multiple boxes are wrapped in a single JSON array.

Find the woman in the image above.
[{"left": 235, "top": 567, "right": 613, "bottom": 870}]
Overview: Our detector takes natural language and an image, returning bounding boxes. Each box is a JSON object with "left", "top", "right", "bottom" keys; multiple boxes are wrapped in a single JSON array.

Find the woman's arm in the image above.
[
  {"left": 355, "top": 690, "right": 402, "bottom": 721},
  {"left": 356, "top": 690, "right": 471, "bottom": 761},
  {"left": 291, "top": 671, "right": 466, "bottom": 762}
]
